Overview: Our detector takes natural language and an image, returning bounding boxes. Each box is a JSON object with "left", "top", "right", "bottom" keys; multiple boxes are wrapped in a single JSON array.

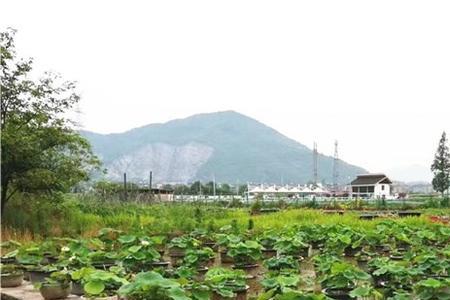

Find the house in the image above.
[{"left": 350, "top": 174, "right": 392, "bottom": 199}]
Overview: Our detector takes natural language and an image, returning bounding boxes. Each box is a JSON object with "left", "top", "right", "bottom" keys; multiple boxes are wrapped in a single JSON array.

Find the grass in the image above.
[{"left": 1, "top": 193, "right": 448, "bottom": 243}]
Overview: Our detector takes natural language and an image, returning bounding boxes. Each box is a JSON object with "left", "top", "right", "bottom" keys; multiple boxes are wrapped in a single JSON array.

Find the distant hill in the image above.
[{"left": 81, "top": 111, "right": 366, "bottom": 184}]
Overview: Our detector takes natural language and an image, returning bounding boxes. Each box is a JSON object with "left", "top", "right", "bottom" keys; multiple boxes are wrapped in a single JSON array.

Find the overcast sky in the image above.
[{"left": 2, "top": 0, "right": 449, "bottom": 182}]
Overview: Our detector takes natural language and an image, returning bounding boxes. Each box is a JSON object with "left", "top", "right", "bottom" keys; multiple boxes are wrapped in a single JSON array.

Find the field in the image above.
[{"left": 1, "top": 194, "right": 450, "bottom": 299}]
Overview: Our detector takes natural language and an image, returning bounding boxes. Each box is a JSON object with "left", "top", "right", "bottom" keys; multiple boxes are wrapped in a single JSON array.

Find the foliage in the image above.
[
  {"left": 71, "top": 267, "right": 128, "bottom": 297},
  {"left": 227, "top": 240, "right": 262, "bottom": 265},
  {"left": 118, "top": 271, "right": 189, "bottom": 300},
  {"left": 204, "top": 267, "right": 247, "bottom": 298},
  {"left": 0, "top": 28, "right": 100, "bottom": 214},
  {"left": 263, "top": 255, "right": 299, "bottom": 271},
  {"left": 319, "top": 261, "right": 371, "bottom": 289},
  {"left": 183, "top": 247, "right": 215, "bottom": 268},
  {"left": 431, "top": 131, "right": 450, "bottom": 203}
]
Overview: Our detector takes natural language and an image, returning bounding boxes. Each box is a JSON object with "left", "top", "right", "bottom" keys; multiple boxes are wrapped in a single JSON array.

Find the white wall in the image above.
[{"left": 374, "top": 183, "right": 391, "bottom": 198}]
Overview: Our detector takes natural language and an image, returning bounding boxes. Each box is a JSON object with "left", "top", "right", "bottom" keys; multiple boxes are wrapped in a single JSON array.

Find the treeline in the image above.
[{"left": 92, "top": 180, "right": 248, "bottom": 196}]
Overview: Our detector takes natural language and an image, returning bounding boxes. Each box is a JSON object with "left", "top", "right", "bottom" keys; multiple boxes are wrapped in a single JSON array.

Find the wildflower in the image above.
[
  {"left": 61, "top": 246, "right": 70, "bottom": 252},
  {"left": 140, "top": 240, "right": 150, "bottom": 246}
]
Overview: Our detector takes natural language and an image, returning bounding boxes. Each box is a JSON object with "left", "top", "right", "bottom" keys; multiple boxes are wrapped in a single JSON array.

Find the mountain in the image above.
[{"left": 81, "top": 111, "right": 366, "bottom": 184}]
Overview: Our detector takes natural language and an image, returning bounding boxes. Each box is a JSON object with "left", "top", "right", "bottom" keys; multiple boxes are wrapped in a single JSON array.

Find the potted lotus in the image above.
[
  {"left": 88, "top": 250, "right": 118, "bottom": 270},
  {"left": 168, "top": 235, "right": 200, "bottom": 267},
  {"left": 72, "top": 267, "right": 128, "bottom": 299},
  {"left": 205, "top": 267, "right": 249, "bottom": 300},
  {"left": 118, "top": 271, "right": 190, "bottom": 300},
  {"left": 227, "top": 241, "right": 262, "bottom": 276},
  {"left": 263, "top": 255, "right": 299, "bottom": 273},
  {"left": 260, "top": 273, "right": 300, "bottom": 296},
  {"left": 183, "top": 247, "right": 215, "bottom": 278},
  {"left": 27, "top": 264, "right": 58, "bottom": 284},
  {"left": 319, "top": 261, "right": 375, "bottom": 300},
  {"left": 274, "top": 236, "right": 310, "bottom": 259},
  {"left": 191, "top": 228, "right": 218, "bottom": 251},
  {"left": 414, "top": 278, "right": 450, "bottom": 300},
  {"left": 1, "top": 264, "right": 24, "bottom": 288},
  {"left": 216, "top": 234, "right": 241, "bottom": 264},
  {"left": 258, "top": 231, "right": 278, "bottom": 259},
  {"left": 36, "top": 270, "right": 72, "bottom": 300},
  {"left": 119, "top": 240, "right": 163, "bottom": 272}
]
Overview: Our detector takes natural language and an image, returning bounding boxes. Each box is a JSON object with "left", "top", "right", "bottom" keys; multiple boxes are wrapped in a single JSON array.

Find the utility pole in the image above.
[
  {"left": 333, "top": 140, "right": 339, "bottom": 195},
  {"left": 149, "top": 171, "right": 153, "bottom": 191},
  {"left": 123, "top": 172, "right": 127, "bottom": 201},
  {"left": 313, "top": 142, "right": 318, "bottom": 186},
  {"left": 213, "top": 174, "right": 216, "bottom": 197}
]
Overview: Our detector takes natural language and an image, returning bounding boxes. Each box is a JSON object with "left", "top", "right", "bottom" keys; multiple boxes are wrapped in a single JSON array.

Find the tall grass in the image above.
[{"left": 1, "top": 193, "right": 447, "bottom": 242}]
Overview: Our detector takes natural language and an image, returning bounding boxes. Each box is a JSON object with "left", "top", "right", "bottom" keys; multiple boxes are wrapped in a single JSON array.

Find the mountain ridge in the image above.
[{"left": 81, "top": 110, "right": 367, "bottom": 184}]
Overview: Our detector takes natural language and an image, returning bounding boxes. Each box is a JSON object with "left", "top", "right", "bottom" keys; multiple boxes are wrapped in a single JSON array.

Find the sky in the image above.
[{"left": 2, "top": 0, "right": 449, "bottom": 182}]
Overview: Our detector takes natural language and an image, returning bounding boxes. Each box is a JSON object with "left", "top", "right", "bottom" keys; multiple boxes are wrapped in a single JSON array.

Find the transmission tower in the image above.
[
  {"left": 313, "top": 142, "right": 318, "bottom": 186},
  {"left": 332, "top": 140, "right": 339, "bottom": 194}
]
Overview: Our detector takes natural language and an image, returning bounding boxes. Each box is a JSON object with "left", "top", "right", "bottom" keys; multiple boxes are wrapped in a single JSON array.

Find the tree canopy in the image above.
[
  {"left": 431, "top": 131, "right": 450, "bottom": 202},
  {"left": 0, "top": 28, "right": 100, "bottom": 214}
]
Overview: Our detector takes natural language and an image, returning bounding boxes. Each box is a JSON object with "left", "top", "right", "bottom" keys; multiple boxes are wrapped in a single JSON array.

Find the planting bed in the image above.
[{"left": 1, "top": 218, "right": 450, "bottom": 299}]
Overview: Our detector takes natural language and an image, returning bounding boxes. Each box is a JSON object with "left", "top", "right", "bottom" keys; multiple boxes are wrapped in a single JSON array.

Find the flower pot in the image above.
[
  {"left": 81, "top": 296, "right": 111, "bottom": 300},
  {"left": 389, "top": 254, "right": 404, "bottom": 261},
  {"left": 29, "top": 270, "right": 53, "bottom": 284},
  {"left": 43, "top": 253, "right": 59, "bottom": 265},
  {"left": 344, "top": 246, "right": 361, "bottom": 257},
  {"left": 357, "top": 259, "right": 369, "bottom": 271},
  {"left": 0, "top": 257, "right": 17, "bottom": 264},
  {"left": 169, "top": 246, "right": 186, "bottom": 257},
  {"left": 170, "top": 256, "right": 184, "bottom": 267},
  {"left": 323, "top": 288, "right": 353, "bottom": 300},
  {"left": 71, "top": 281, "right": 84, "bottom": 296},
  {"left": 220, "top": 249, "right": 234, "bottom": 264},
  {"left": 195, "top": 267, "right": 209, "bottom": 281},
  {"left": 262, "top": 249, "right": 277, "bottom": 259},
  {"left": 212, "top": 285, "right": 249, "bottom": 300},
  {"left": 151, "top": 261, "right": 170, "bottom": 269},
  {"left": 1, "top": 272, "right": 24, "bottom": 288},
  {"left": 311, "top": 240, "right": 324, "bottom": 250},
  {"left": 40, "top": 283, "right": 72, "bottom": 300},
  {"left": 233, "top": 263, "right": 259, "bottom": 277}
]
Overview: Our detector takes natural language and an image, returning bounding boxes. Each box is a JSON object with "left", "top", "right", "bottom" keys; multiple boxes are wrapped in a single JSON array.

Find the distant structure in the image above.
[
  {"left": 332, "top": 140, "right": 339, "bottom": 193},
  {"left": 313, "top": 142, "right": 318, "bottom": 186},
  {"left": 350, "top": 174, "right": 392, "bottom": 199}
]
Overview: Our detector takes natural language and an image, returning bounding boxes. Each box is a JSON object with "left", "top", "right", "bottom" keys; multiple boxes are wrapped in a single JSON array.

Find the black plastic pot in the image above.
[
  {"left": 323, "top": 288, "right": 353, "bottom": 300},
  {"left": 220, "top": 249, "right": 234, "bottom": 264},
  {"left": 398, "top": 211, "right": 421, "bottom": 217},
  {"left": 344, "top": 246, "right": 362, "bottom": 257},
  {"left": 212, "top": 285, "right": 249, "bottom": 300},
  {"left": 29, "top": 270, "right": 53, "bottom": 284},
  {"left": 169, "top": 246, "right": 186, "bottom": 257},
  {"left": 91, "top": 261, "right": 117, "bottom": 270},
  {"left": 151, "top": 261, "right": 170, "bottom": 269},
  {"left": 71, "top": 281, "right": 84, "bottom": 296},
  {"left": 232, "top": 263, "right": 259, "bottom": 277},
  {"left": 262, "top": 249, "right": 277, "bottom": 259}
]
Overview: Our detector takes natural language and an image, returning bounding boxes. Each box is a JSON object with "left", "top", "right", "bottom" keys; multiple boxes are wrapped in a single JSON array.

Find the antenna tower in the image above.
[
  {"left": 333, "top": 140, "right": 339, "bottom": 193},
  {"left": 313, "top": 142, "right": 318, "bottom": 185}
]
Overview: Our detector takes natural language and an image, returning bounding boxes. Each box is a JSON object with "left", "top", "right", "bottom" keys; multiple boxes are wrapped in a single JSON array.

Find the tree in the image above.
[
  {"left": 1, "top": 28, "right": 100, "bottom": 214},
  {"left": 431, "top": 131, "right": 450, "bottom": 202}
]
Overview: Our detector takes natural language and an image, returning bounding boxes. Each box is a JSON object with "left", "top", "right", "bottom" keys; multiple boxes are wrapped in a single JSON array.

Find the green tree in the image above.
[
  {"left": 431, "top": 131, "right": 450, "bottom": 203},
  {"left": 0, "top": 28, "right": 100, "bottom": 214}
]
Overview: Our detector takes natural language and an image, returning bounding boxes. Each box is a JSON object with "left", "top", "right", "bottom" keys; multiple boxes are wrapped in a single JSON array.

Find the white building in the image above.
[{"left": 350, "top": 174, "right": 392, "bottom": 199}]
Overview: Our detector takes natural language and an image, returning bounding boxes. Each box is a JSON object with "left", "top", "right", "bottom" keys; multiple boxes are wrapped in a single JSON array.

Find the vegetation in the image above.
[
  {"left": 2, "top": 217, "right": 450, "bottom": 299},
  {"left": 431, "top": 131, "right": 450, "bottom": 205},
  {"left": 0, "top": 28, "right": 100, "bottom": 215}
]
